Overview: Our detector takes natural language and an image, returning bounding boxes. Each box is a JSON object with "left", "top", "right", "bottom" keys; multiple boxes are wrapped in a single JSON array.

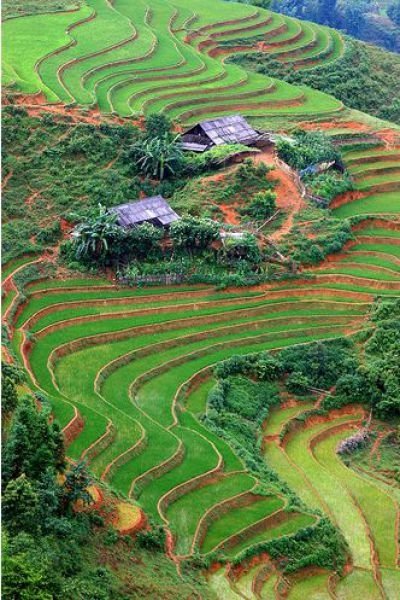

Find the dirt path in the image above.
[
  {"left": 253, "top": 148, "right": 305, "bottom": 241},
  {"left": 201, "top": 167, "right": 240, "bottom": 226},
  {"left": 2, "top": 170, "right": 13, "bottom": 190},
  {"left": 25, "top": 188, "right": 46, "bottom": 207},
  {"left": 6, "top": 92, "right": 141, "bottom": 128},
  {"left": 200, "top": 148, "right": 304, "bottom": 236},
  {"left": 299, "top": 120, "right": 370, "bottom": 133},
  {"left": 219, "top": 203, "right": 240, "bottom": 225}
]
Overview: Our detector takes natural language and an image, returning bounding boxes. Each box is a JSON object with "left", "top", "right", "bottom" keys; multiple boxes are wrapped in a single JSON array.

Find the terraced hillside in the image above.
[
  {"left": 3, "top": 210, "right": 400, "bottom": 598},
  {"left": 2, "top": 0, "right": 400, "bottom": 597},
  {"left": 3, "top": 0, "right": 345, "bottom": 121}
]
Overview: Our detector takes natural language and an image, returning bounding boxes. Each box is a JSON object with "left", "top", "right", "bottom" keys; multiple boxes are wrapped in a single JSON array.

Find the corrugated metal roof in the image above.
[
  {"left": 199, "top": 115, "right": 260, "bottom": 146},
  {"left": 180, "top": 141, "right": 209, "bottom": 152},
  {"left": 111, "top": 196, "right": 180, "bottom": 227}
]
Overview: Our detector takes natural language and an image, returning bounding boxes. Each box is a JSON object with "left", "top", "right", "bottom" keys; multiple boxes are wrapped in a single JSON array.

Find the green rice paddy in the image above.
[{"left": 3, "top": 0, "right": 344, "bottom": 120}]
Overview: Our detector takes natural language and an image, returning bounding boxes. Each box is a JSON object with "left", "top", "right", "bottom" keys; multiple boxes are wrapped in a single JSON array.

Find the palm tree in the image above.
[
  {"left": 132, "top": 133, "right": 184, "bottom": 180},
  {"left": 71, "top": 204, "right": 121, "bottom": 260}
]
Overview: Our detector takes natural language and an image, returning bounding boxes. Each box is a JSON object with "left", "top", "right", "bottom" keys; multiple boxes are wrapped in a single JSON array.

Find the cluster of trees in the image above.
[
  {"left": 1, "top": 378, "right": 123, "bottom": 599},
  {"left": 203, "top": 341, "right": 351, "bottom": 570},
  {"left": 303, "top": 171, "right": 353, "bottom": 203},
  {"left": 67, "top": 204, "right": 267, "bottom": 281},
  {"left": 271, "top": 0, "right": 400, "bottom": 52},
  {"left": 329, "top": 299, "right": 400, "bottom": 418},
  {"left": 276, "top": 130, "right": 341, "bottom": 171},
  {"left": 284, "top": 219, "right": 353, "bottom": 266}
]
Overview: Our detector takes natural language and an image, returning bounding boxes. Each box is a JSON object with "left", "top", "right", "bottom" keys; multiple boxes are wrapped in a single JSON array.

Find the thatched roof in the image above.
[
  {"left": 111, "top": 196, "right": 180, "bottom": 228},
  {"left": 185, "top": 115, "right": 260, "bottom": 146}
]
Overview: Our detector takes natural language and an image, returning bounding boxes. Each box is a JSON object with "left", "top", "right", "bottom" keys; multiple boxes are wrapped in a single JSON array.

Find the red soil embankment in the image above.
[
  {"left": 4, "top": 92, "right": 141, "bottom": 128},
  {"left": 253, "top": 148, "right": 305, "bottom": 241},
  {"left": 330, "top": 190, "right": 366, "bottom": 210}
]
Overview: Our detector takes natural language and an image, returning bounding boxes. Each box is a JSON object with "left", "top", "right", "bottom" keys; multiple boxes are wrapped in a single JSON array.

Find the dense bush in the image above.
[
  {"left": 283, "top": 218, "right": 353, "bottom": 266},
  {"left": 241, "top": 190, "right": 277, "bottom": 221},
  {"left": 170, "top": 216, "right": 220, "bottom": 255},
  {"left": 280, "top": 339, "right": 357, "bottom": 391},
  {"left": 303, "top": 171, "right": 353, "bottom": 202},
  {"left": 276, "top": 130, "right": 341, "bottom": 171},
  {"left": 272, "top": 0, "right": 400, "bottom": 52},
  {"left": 233, "top": 516, "right": 347, "bottom": 572},
  {"left": 326, "top": 299, "right": 400, "bottom": 417}
]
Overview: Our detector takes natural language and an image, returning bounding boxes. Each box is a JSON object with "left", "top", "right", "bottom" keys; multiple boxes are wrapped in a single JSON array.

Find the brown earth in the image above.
[
  {"left": 253, "top": 147, "right": 305, "bottom": 241},
  {"left": 4, "top": 92, "right": 142, "bottom": 128}
]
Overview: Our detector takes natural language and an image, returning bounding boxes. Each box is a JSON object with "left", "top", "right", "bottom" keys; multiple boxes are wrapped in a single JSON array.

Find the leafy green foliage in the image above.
[
  {"left": 130, "top": 113, "right": 184, "bottom": 180},
  {"left": 303, "top": 171, "right": 353, "bottom": 202},
  {"left": 235, "top": 516, "right": 347, "bottom": 572},
  {"left": 2, "top": 396, "right": 65, "bottom": 485},
  {"left": 241, "top": 190, "right": 277, "bottom": 221},
  {"left": 71, "top": 204, "right": 122, "bottom": 261},
  {"left": 276, "top": 130, "right": 341, "bottom": 171},
  {"left": 280, "top": 339, "right": 357, "bottom": 391},
  {"left": 220, "top": 233, "right": 262, "bottom": 266},
  {"left": 183, "top": 144, "right": 255, "bottom": 176},
  {"left": 273, "top": 0, "right": 400, "bottom": 52},
  {"left": 2, "top": 107, "right": 142, "bottom": 263},
  {"left": 1, "top": 362, "right": 25, "bottom": 418},
  {"left": 323, "top": 299, "right": 400, "bottom": 418},
  {"left": 131, "top": 133, "right": 184, "bottom": 180},
  {"left": 282, "top": 218, "right": 354, "bottom": 266},
  {"left": 170, "top": 216, "right": 220, "bottom": 255},
  {"left": 2, "top": 475, "right": 40, "bottom": 535},
  {"left": 1, "top": 376, "right": 19, "bottom": 417}
]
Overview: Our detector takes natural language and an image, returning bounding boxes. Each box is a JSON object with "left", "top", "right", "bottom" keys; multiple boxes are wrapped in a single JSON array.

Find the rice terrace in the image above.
[{"left": 1, "top": 0, "right": 400, "bottom": 598}]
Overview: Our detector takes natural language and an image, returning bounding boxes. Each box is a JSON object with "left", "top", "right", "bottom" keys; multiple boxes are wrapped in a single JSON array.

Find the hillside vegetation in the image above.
[
  {"left": 230, "top": 36, "right": 400, "bottom": 124},
  {"left": 273, "top": 0, "right": 400, "bottom": 52},
  {"left": 2, "top": 0, "right": 400, "bottom": 598}
]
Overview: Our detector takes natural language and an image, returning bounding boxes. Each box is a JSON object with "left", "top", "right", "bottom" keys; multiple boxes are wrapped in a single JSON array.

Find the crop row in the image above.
[{"left": 3, "top": 0, "right": 345, "bottom": 120}]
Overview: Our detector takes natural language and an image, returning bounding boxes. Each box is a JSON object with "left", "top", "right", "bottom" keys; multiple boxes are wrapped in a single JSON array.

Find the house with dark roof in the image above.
[
  {"left": 180, "top": 115, "right": 272, "bottom": 152},
  {"left": 111, "top": 196, "right": 180, "bottom": 229}
]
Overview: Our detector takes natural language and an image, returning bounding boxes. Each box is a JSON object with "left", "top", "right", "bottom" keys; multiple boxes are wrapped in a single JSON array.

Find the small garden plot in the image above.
[
  {"left": 335, "top": 569, "right": 382, "bottom": 600},
  {"left": 285, "top": 417, "right": 372, "bottom": 569},
  {"left": 333, "top": 192, "right": 400, "bottom": 218},
  {"left": 200, "top": 495, "right": 284, "bottom": 554},
  {"left": 314, "top": 430, "right": 398, "bottom": 568},
  {"left": 223, "top": 512, "right": 316, "bottom": 559},
  {"left": 167, "top": 472, "right": 255, "bottom": 556},
  {"left": 114, "top": 501, "right": 142, "bottom": 534},
  {"left": 138, "top": 426, "right": 220, "bottom": 519},
  {"left": 287, "top": 571, "right": 331, "bottom": 599}
]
